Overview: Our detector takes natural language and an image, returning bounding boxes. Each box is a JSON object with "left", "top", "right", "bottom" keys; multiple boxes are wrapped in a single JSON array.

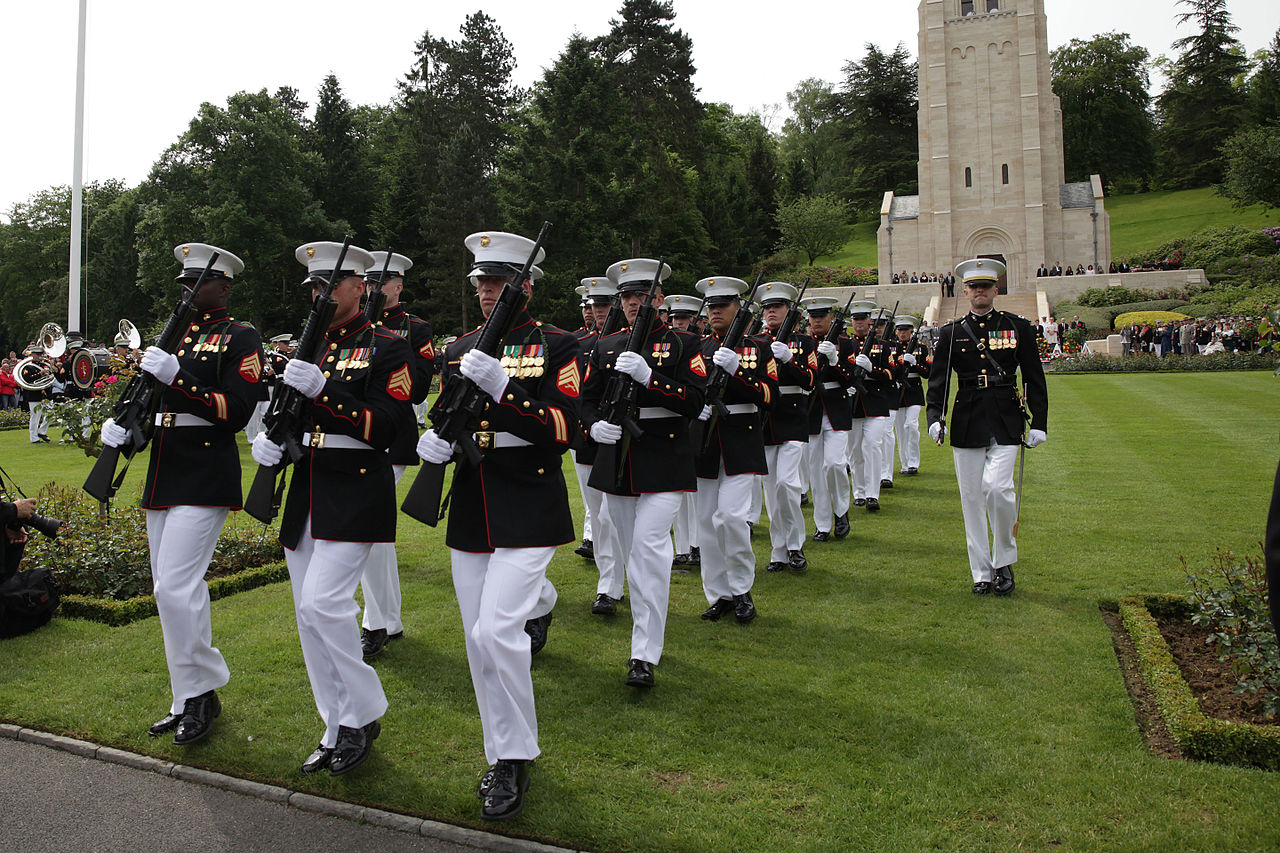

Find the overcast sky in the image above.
[{"left": 2, "top": 0, "right": 1276, "bottom": 217}]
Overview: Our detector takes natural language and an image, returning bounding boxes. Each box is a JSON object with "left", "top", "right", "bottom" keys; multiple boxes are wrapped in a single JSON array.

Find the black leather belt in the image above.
[{"left": 958, "top": 375, "right": 1014, "bottom": 390}]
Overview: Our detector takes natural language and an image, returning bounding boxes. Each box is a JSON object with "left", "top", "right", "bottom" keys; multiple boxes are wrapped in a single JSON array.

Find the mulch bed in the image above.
[{"left": 1104, "top": 609, "right": 1277, "bottom": 761}]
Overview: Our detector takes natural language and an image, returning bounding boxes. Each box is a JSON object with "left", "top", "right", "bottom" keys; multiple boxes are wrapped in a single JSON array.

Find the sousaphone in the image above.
[{"left": 14, "top": 323, "right": 64, "bottom": 391}]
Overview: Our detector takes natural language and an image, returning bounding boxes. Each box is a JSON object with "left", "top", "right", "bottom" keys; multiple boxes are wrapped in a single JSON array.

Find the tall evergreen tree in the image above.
[
  {"left": 311, "top": 74, "right": 377, "bottom": 241},
  {"left": 831, "top": 43, "right": 918, "bottom": 213},
  {"left": 1245, "top": 28, "right": 1280, "bottom": 127},
  {"left": 1051, "top": 33, "right": 1156, "bottom": 189},
  {"left": 1155, "top": 0, "right": 1249, "bottom": 188},
  {"left": 779, "top": 78, "right": 841, "bottom": 202}
]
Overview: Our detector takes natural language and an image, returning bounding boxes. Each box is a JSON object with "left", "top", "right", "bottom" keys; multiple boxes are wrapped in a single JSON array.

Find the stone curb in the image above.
[{"left": 4, "top": 726, "right": 580, "bottom": 853}]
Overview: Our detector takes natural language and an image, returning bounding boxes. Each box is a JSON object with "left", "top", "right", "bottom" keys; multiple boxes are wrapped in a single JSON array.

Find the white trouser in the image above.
[
  {"left": 146, "top": 505, "right": 231, "bottom": 714},
  {"left": 881, "top": 411, "right": 897, "bottom": 482},
  {"left": 605, "top": 491, "right": 683, "bottom": 664},
  {"left": 572, "top": 454, "right": 593, "bottom": 541},
  {"left": 748, "top": 475, "right": 763, "bottom": 524},
  {"left": 28, "top": 401, "right": 46, "bottom": 442},
  {"left": 895, "top": 405, "right": 922, "bottom": 471},
  {"left": 697, "top": 465, "right": 757, "bottom": 603},
  {"left": 808, "top": 417, "right": 850, "bottom": 533},
  {"left": 573, "top": 460, "right": 621, "bottom": 598},
  {"left": 360, "top": 465, "right": 407, "bottom": 634},
  {"left": 413, "top": 399, "right": 429, "bottom": 426},
  {"left": 952, "top": 442, "right": 1020, "bottom": 583},
  {"left": 244, "top": 398, "right": 268, "bottom": 442},
  {"left": 847, "top": 417, "right": 890, "bottom": 500},
  {"left": 451, "top": 546, "right": 555, "bottom": 764},
  {"left": 286, "top": 517, "right": 387, "bottom": 748},
  {"left": 798, "top": 441, "right": 811, "bottom": 494},
  {"left": 672, "top": 492, "right": 697, "bottom": 554},
  {"left": 763, "top": 442, "right": 805, "bottom": 562}
]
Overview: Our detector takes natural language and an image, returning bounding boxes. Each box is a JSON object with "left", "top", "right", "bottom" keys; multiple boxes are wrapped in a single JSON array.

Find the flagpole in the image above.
[{"left": 68, "top": 0, "right": 87, "bottom": 334}]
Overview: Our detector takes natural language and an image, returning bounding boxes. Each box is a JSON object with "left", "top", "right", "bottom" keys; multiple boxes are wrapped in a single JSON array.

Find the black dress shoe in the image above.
[
  {"left": 906, "top": 467, "right": 918, "bottom": 476},
  {"left": 993, "top": 565, "right": 1015, "bottom": 596},
  {"left": 329, "top": 719, "right": 380, "bottom": 776},
  {"left": 972, "top": 581, "right": 993, "bottom": 595},
  {"left": 625, "top": 658, "right": 655, "bottom": 688},
  {"left": 853, "top": 498, "right": 867, "bottom": 507},
  {"left": 672, "top": 552, "right": 690, "bottom": 566},
  {"left": 361, "top": 627, "right": 389, "bottom": 661},
  {"left": 481, "top": 759, "right": 531, "bottom": 820},
  {"left": 148, "top": 711, "right": 182, "bottom": 738},
  {"left": 701, "top": 597, "right": 734, "bottom": 621},
  {"left": 746, "top": 521, "right": 754, "bottom": 536},
  {"left": 813, "top": 530, "right": 830, "bottom": 542},
  {"left": 800, "top": 494, "right": 809, "bottom": 506},
  {"left": 591, "top": 593, "right": 618, "bottom": 616},
  {"left": 173, "top": 690, "right": 220, "bottom": 745},
  {"left": 574, "top": 538, "right": 594, "bottom": 560},
  {"left": 388, "top": 629, "right": 404, "bottom": 641},
  {"left": 477, "top": 764, "right": 498, "bottom": 799},
  {"left": 766, "top": 561, "right": 787, "bottom": 572},
  {"left": 833, "top": 512, "right": 850, "bottom": 539},
  {"left": 880, "top": 478, "right": 894, "bottom": 489},
  {"left": 688, "top": 546, "right": 701, "bottom": 566},
  {"left": 525, "top": 613, "right": 553, "bottom": 655},
  {"left": 301, "top": 744, "right": 333, "bottom": 775},
  {"left": 788, "top": 550, "right": 808, "bottom": 572},
  {"left": 865, "top": 498, "right": 880, "bottom": 513},
  {"left": 733, "top": 592, "right": 757, "bottom": 623}
]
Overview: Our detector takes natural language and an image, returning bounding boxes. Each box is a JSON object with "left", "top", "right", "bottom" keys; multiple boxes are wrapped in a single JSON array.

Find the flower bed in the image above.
[{"left": 1050, "top": 353, "right": 1279, "bottom": 373}]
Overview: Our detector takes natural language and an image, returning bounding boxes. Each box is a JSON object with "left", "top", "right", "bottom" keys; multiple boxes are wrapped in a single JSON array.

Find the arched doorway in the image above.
[{"left": 960, "top": 225, "right": 1019, "bottom": 293}]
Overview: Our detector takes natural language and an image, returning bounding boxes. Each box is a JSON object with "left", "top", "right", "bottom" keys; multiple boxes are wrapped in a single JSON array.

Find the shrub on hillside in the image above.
[
  {"left": 1050, "top": 352, "right": 1279, "bottom": 372},
  {"left": 1113, "top": 310, "right": 1191, "bottom": 328},
  {"left": 792, "top": 265, "right": 877, "bottom": 289},
  {"left": 1075, "top": 285, "right": 1201, "bottom": 307},
  {"left": 1120, "top": 225, "right": 1278, "bottom": 271},
  {"left": 22, "top": 484, "right": 283, "bottom": 600},
  {"left": 0, "top": 409, "right": 28, "bottom": 431}
]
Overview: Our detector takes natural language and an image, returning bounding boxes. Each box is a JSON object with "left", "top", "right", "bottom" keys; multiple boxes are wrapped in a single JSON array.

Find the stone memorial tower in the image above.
[{"left": 878, "top": 0, "right": 1110, "bottom": 290}]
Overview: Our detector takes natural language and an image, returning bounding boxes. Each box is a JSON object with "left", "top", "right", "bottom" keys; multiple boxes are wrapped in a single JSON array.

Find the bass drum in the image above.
[{"left": 70, "top": 347, "right": 112, "bottom": 391}]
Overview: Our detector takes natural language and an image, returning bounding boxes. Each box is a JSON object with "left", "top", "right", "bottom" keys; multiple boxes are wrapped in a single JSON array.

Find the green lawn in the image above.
[
  {"left": 2, "top": 372, "right": 1279, "bottom": 851},
  {"left": 817, "top": 187, "right": 1279, "bottom": 270}
]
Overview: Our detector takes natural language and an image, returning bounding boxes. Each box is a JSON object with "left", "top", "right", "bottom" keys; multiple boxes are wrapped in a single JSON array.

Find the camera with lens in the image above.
[{"left": 19, "top": 512, "right": 63, "bottom": 540}]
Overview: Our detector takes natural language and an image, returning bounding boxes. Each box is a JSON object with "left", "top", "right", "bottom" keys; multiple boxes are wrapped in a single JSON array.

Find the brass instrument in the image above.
[{"left": 14, "top": 323, "right": 65, "bottom": 391}]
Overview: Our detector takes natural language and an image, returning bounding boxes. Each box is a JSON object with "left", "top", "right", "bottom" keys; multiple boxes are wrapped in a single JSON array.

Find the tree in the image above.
[
  {"left": 1155, "top": 0, "right": 1249, "bottom": 188},
  {"left": 1051, "top": 33, "right": 1156, "bottom": 189},
  {"left": 1244, "top": 28, "right": 1280, "bottom": 127},
  {"left": 779, "top": 78, "right": 842, "bottom": 202},
  {"left": 830, "top": 43, "right": 918, "bottom": 213},
  {"left": 310, "top": 74, "right": 377, "bottom": 241},
  {"left": 775, "top": 195, "right": 852, "bottom": 265},
  {"left": 1218, "top": 127, "right": 1280, "bottom": 208}
]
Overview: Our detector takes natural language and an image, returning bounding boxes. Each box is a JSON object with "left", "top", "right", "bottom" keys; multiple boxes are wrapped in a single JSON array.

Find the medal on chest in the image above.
[
  {"left": 335, "top": 345, "right": 372, "bottom": 374},
  {"left": 987, "top": 329, "right": 1017, "bottom": 350},
  {"left": 501, "top": 344, "right": 544, "bottom": 379},
  {"left": 190, "top": 331, "right": 229, "bottom": 355},
  {"left": 651, "top": 342, "right": 672, "bottom": 365},
  {"left": 735, "top": 346, "right": 758, "bottom": 370}
]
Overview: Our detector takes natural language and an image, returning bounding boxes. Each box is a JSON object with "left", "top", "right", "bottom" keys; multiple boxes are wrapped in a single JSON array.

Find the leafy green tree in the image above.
[
  {"left": 1155, "top": 0, "right": 1249, "bottom": 188},
  {"left": 1244, "top": 28, "right": 1280, "bottom": 127},
  {"left": 1217, "top": 127, "right": 1280, "bottom": 208},
  {"left": 779, "top": 78, "right": 841, "bottom": 202},
  {"left": 775, "top": 194, "right": 852, "bottom": 265},
  {"left": 830, "top": 43, "right": 918, "bottom": 213},
  {"left": 1051, "top": 33, "right": 1156, "bottom": 189}
]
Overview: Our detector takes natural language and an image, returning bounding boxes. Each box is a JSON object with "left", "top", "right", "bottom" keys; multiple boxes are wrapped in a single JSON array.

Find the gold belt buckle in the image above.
[
  {"left": 975, "top": 375, "right": 989, "bottom": 389},
  {"left": 309, "top": 432, "right": 326, "bottom": 449},
  {"left": 160, "top": 412, "right": 176, "bottom": 428},
  {"left": 474, "top": 431, "right": 494, "bottom": 450}
]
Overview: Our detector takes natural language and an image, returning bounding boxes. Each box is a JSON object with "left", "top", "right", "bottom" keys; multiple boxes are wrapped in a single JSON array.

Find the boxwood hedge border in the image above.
[
  {"left": 1115, "top": 594, "right": 1280, "bottom": 771},
  {"left": 58, "top": 560, "right": 288, "bottom": 627}
]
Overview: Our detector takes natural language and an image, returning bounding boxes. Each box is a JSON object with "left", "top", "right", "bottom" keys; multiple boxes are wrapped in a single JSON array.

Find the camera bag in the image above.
[{"left": 0, "top": 568, "right": 60, "bottom": 638}]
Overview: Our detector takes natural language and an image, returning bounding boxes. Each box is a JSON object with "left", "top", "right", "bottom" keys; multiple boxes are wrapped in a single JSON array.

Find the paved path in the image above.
[{"left": 0, "top": 727, "right": 572, "bottom": 853}]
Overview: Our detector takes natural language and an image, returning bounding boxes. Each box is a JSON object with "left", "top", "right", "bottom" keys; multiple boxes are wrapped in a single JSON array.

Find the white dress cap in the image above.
[
  {"left": 694, "top": 276, "right": 749, "bottom": 303},
  {"left": 465, "top": 231, "right": 546, "bottom": 281},
  {"left": 849, "top": 301, "right": 878, "bottom": 318},
  {"left": 579, "top": 276, "right": 618, "bottom": 300},
  {"left": 662, "top": 294, "right": 704, "bottom": 316},
  {"left": 294, "top": 241, "right": 376, "bottom": 279},
  {"left": 758, "top": 281, "right": 799, "bottom": 306},
  {"left": 955, "top": 257, "right": 1007, "bottom": 286},
  {"left": 800, "top": 296, "right": 840, "bottom": 314},
  {"left": 607, "top": 258, "right": 672, "bottom": 290},
  {"left": 367, "top": 252, "right": 414, "bottom": 280},
  {"left": 173, "top": 243, "right": 245, "bottom": 280}
]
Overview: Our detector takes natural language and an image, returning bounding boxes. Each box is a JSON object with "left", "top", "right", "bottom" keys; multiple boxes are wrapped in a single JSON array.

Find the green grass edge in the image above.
[
  {"left": 58, "top": 560, "right": 289, "bottom": 627},
  {"left": 1118, "top": 594, "right": 1280, "bottom": 772}
]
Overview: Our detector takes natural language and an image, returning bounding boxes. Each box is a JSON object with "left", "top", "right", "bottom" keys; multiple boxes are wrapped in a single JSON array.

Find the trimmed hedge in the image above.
[
  {"left": 0, "top": 409, "right": 29, "bottom": 431},
  {"left": 1119, "top": 595, "right": 1280, "bottom": 771},
  {"left": 58, "top": 560, "right": 289, "bottom": 626},
  {"left": 1050, "top": 353, "right": 1279, "bottom": 373}
]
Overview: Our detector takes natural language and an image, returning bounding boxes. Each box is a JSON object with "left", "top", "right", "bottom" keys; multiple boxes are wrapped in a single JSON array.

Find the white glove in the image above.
[
  {"left": 614, "top": 351, "right": 652, "bottom": 386},
  {"left": 928, "top": 421, "right": 944, "bottom": 444},
  {"left": 416, "top": 429, "right": 455, "bottom": 464},
  {"left": 1026, "top": 429, "right": 1047, "bottom": 448},
  {"left": 140, "top": 346, "right": 179, "bottom": 386},
  {"left": 854, "top": 354, "right": 873, "bottom": 372},
  {"left": 251, "top": 432, "right": 284, "bottom": 466},
  {"left": 902, "top": 353, "right": 917, "bottom": 366},
  {"left": 712, "top": 346, "right": 740, "bottom": 375},
  {"left": 817, "top": 340, "right": 838, "bottom": 365},
  {"left": 590, "top": 420, "right": 622, "bottom": 445},
  {"left": 770, "top": 341, "right": 793, "bottom": 363},
  {"left": 460, "top": 350, "right": 509, "bottom": 401},
  {"left": 697, "top": 404, "right": 713, "bottom": 421},
  {"left": 100, "top": 417, "right": 127, "bottom": 448},
  {"left": 282, "top": 359, "right": 326, "bottom": 399}
]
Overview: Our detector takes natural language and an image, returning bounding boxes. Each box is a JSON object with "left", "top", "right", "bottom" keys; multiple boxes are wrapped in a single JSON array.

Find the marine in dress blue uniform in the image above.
[
  {"left": 663, "top": 294, "right": 704, "bottom": 568},
  {"left": 925, "top": 258, "right": 1048, "bottom": 595},
  {"left": 892, "top": 317, "right": 929, "bottom": 476},
  {"left": 803, "top": 297, "right": 856, "bottom": 540}
]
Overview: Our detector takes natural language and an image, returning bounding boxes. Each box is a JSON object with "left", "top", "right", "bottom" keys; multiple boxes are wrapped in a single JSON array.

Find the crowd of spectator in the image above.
[{"left": 1118, "top": 317, "right": 1266, "bottom": 357}]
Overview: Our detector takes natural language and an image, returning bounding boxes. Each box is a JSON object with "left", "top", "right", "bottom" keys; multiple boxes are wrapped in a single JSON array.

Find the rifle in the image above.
[
  {"left": 807, "top": 289, "right": 858, "bottom": 416},
  {"left": 690, "top": 273, "right": 765, "bottom": 453},
  {"left": 84, "top": 251, "right": 222, "bottom": 502},
  {"left": 587, "top": 258, "right": 666, "bottom": 492},
  {"left": 362, "top": 248, "right": 396, "bottom": 325},
  {"left": 773, "top": 276, "right": 811, "bottom": 345},
  {"left": 400, "top": 222, "right": 552, "bottom": 526},
  {"left": 242, "top": 237, "right": 353, "bottom": 523},
  {"left": 851, "top": 299, "right": 899, "bottom": 396}
]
